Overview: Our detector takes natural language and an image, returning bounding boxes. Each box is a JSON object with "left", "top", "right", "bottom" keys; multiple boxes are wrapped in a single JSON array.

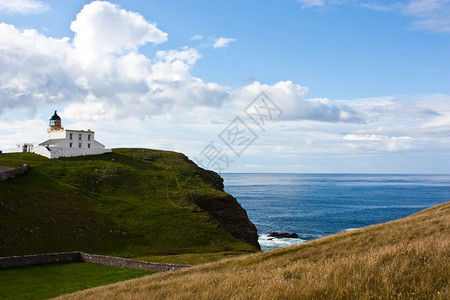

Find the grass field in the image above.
[
  {"left": 0, "top": 149, "right": 257, "bottom": 261},
  {"left": 0, "top": 262, "right": 154, "bottom": 300},
  {"left": 59, "top": 201, "right": 449, "bottom": 299}
]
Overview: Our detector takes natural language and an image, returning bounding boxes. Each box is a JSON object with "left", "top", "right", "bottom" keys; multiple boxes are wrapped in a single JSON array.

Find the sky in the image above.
[{"left": 0, "top": 0, "right": 449, "bottom": 173}]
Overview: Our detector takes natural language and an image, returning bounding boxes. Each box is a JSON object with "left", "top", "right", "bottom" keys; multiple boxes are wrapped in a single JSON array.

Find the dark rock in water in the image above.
[{"left": 268, "top": 231, "right": 299, "bottom": 239}]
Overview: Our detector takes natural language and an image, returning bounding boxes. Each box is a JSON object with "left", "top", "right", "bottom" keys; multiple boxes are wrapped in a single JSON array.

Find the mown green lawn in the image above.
[{"left": 0, "top": 262, "right": 155, "bottom": 299}]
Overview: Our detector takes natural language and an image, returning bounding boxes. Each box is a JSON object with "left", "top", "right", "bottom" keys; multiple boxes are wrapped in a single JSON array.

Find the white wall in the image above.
[
  {"left": 49, "top": 130, "right": 66, "bottom": 139},
  {"left": 30, "top": 128, "right": 111, "bottom": 159},
  {"left": 33, "top": 146, "right": 111, "bottom": 159},
  {"left": 8, "top": 144, "right": 34, "bottom": 153},
  {"left": 33, "top": 146, "right": 52, "bottom": 158},
  {"left": 49, "top": 130, "right": 104, "bottom": 150}
]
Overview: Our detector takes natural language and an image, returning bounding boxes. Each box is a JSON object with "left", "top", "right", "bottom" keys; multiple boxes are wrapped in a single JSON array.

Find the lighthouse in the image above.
[
  {"left": 28, "top": 111, "right": 112, "bottom": 159},
  {"left": 48, "top": 110, "right": 63, "bottom": 132}
]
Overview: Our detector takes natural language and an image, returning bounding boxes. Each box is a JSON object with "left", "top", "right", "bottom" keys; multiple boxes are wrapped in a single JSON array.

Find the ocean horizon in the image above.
[{"left": 222, "top": 173, "right": 450, "bottom": 251}]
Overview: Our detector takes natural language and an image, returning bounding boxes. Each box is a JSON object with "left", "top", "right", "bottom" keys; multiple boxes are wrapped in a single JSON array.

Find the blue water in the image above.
[{"left": 222, "top": 174, "right": 450, "bottom": 251}]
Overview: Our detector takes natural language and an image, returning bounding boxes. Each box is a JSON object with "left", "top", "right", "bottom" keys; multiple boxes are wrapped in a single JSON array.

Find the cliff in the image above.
[{"left": 0, "top": 148, "right": 260, "bottom": 259}]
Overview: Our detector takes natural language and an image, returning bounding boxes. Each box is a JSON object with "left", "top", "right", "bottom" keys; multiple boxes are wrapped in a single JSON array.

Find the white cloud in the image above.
[
  {"left": 0, "top": 23, "right": 76, "bottom": 114},
  {"left": 0, "top": 118, "right": 48, "bottom": 149},
  {"left": 386, "top": 136, "right": 413, "bottom": 152},
  {"left": 343, "top": 134, "right": 414, "bottom": 152},
  {"left": 156, "top": 48, "right": 200, "bottom": 66},
  {"left": 191, "top": 34, "right": 202, "bottom": 40},
  {"left": 336, "top": 94, "right": 450, "bottom": 155},
  {"left": 361, "top": 0, "right": 450, "bottom": 33},
  {"left": 0, "top": 0, "right": 48, "bottom": 15},
  {"left": 297, "top": 0, "right": 450, "bottom": 33},
  {"left": 1, "top": 3, "right": 358, "bottom": 125},
  {"left": 213, "top": 37, "right": 236, "bottom": 49},
  {"left": 0, "top": 1, "right": 448, "bottom": 173},
  {"left": 402, "top": 0, "right": 450, "bottom": 32},
  {"left": 71, "top": 1, "right": 167, "bottom": 61},
  {"left": 359, "top": 2, "right": 393, "bottom": 12},
  {"left": 343, "top": 134, "right": 383, "bottom": 141},
  {"left": 230, "top": 81, "right": 363, "bottom": 123},
  {"left": 297, "top": 0, "right": 325, "bottom": 8},
  {"left": 1, "top": 0, "right": 436, "bottom": 130}
]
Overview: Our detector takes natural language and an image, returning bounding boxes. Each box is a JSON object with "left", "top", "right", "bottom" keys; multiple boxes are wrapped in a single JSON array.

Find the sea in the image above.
[{"left": 222, "top": 173, "right": 450, "bottom": 251}]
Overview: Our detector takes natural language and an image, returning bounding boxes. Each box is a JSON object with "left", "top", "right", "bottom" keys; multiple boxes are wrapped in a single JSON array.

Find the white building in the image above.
[
  {"left": 9, "top": 143, "right": 34, "bottom": 153},
  {"left": 15, "top": 111, "right": 112, "bottom": 159}
]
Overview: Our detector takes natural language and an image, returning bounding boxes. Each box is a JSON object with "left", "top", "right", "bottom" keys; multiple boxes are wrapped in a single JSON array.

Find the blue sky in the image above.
[{"left": 0, "top": 0, "right": 449, "bottom": 173}]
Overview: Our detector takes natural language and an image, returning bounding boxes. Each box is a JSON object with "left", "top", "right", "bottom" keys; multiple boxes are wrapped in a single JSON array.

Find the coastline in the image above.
[{"left": 223, "top": 173, "right": 450, "bottom": 251}]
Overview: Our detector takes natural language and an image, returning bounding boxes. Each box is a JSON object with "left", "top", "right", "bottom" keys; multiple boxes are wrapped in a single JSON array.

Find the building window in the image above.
[
  {"left": 88, "top": 143, "right": 91, "bottom": 148},
  {"left": 88, "top": 134, "right": 91, "bottom": 141},
  {"left": 79, "top": 143, "right": 82, "bottom": 148},
  {"left": 79, "top": 134, "right": 82, "bottom": 141},
  {"left": 69, "top": 143, "right": 72, "bottom": 148},
  {"left": 69, "top": 133, "right": 73, "bottom": 140}
]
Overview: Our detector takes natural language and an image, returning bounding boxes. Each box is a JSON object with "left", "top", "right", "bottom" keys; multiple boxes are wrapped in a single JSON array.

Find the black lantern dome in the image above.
[{"left": 50, "top": 110, "right": 61, "bottom": 121}]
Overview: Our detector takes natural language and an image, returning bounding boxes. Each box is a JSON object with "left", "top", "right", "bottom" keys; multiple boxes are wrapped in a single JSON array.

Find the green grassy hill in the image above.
[
  {"left": 59, "top": 201, "right": 449, "bottom": 299},
  {"left": 0, "top": 149, "right": 259, "bottom": 260}
]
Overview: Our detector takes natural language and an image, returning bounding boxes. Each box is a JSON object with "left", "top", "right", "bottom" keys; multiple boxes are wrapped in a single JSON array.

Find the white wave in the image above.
[{"left": 259, "top": 234, "right": 306, "bottom": 251}]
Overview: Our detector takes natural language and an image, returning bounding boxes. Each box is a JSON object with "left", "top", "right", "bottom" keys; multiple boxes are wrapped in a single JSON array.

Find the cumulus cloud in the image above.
[
  {"left": 156, "top": 47, "right": 200, "bottom": 66},
  {"left": 71, "top": 1, "right": 167, "bottom": 62},
  {"left": 0, "top": 0, "right": 171, "bottom": 117},
  {"left": 0, "top": 23, "right": 77, "bottom": 114},
  {"left": 0, "top": 0, "right": 357, "bottom": 125},
  {"left": 213, "top": 37, "right": 236, "bottom": 49},
  {"left": 1, "top": 0, "right": 448, "bottom": 166},
  {"left": 0, "top": 0, "right": 48, "bottom": 15},
  {"left": 230, "top": 81, "right": 363, "bottom": 123}
]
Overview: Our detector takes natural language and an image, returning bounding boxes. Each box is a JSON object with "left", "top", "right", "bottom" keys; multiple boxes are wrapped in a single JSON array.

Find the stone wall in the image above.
[
  {"left": 0, "top": 164, "right": 29, "bottom": 182},
  {"left": 79, "top": 253, "right": 189, "bottom": 272},
  {"left": 0, "top": 252, "right": 81, "bottom": 268},
  {"left": 0, "top": 252, "right": 190, "bottom": 272}
]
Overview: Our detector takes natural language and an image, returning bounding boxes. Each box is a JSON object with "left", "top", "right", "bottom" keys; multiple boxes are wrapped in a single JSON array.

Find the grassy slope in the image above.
[
  {"left": 0, "top": 262, "right": 154, "bottom": 300},
  {"left": 0, "top": 149, "right": 256, "bottom": 259},
  {"left": 60, "top": 202, "right": 449, "bottom": 300}
]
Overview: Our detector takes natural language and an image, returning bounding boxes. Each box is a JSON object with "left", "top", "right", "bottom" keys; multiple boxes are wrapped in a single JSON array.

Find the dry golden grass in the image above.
[{"left": 58, "top": 202, "right": 449, "bottom": 300}]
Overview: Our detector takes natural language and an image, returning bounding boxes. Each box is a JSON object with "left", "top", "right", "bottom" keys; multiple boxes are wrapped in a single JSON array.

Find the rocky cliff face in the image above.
[
  {"left": 185, "top": 156, "right": 260, "bottom": 250},
  {"left": 194, "top": 192, "right": 260, "bottom": 250}
]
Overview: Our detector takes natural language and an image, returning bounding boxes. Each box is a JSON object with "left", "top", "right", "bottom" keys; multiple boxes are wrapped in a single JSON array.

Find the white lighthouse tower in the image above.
[{"left": 31, "top": 111, "right": 112, "bottom": 159}]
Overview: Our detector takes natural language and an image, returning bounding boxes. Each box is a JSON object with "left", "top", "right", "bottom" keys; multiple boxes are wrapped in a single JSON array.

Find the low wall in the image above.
[
  {"left": 0, "top": 252, "right": 190, "bottom": 272},
  {"left": 0, "top": 164, "right": 29, "bottom": 182},
  {"left": 80, "top": 253, "right": 189, "bottom": 272},
  {"left": 0, "top": 252, "right": 81, "bottom": 268}
]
